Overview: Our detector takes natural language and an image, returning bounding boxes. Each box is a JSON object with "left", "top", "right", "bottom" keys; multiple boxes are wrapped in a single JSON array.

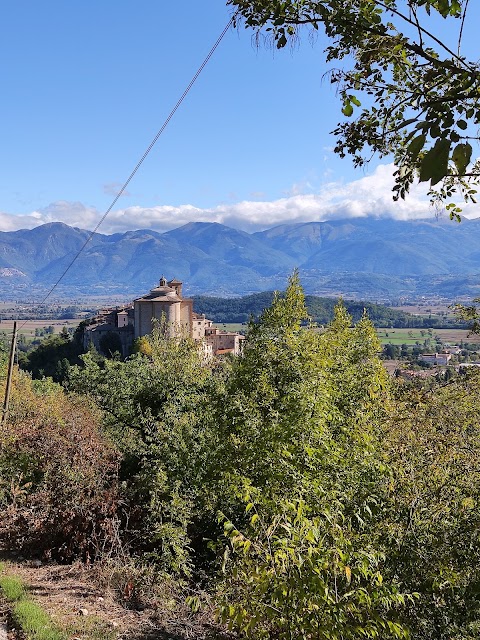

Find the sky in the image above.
[{"left": 1, "top": 0, "right": 479, "bottom": 234}]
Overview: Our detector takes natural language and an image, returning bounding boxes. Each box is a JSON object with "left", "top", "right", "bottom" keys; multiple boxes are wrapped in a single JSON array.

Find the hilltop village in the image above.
[{"left": 82, "top": 276, "right": 244, "bottom": 358}]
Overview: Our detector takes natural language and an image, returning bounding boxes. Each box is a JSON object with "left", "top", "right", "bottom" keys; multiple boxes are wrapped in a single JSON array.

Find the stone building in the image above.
[
  {"left": 204, "top": 326, "right": 245, "bottom": 356},
  {"left": 82, "top": 307, "right": 134, "bottom": 357},
  {"left": 134, "top": 277, "right": 193, "bottom": 339},
  {"left": 83, "top": 276, "right": 244, "bottom": 358},
  {"left": 420, "top": 352, "right": 452, "bottom": 366},
  {"left": 192, "top": 312, "right": 214, "bottom": 341}
]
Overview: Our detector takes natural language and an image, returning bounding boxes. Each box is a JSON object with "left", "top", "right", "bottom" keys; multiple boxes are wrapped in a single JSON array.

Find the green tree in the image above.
[
  {"left": 70, "top": 325, "right": 220, "bottom": 575},
  {"left": 228, "top": 0, "right": 480, "bottom": 213},
  {"left": 213, "top": 274, "right": 389, "bottom": 509},
  {"left": 99, "top": 330, "right": 124, "bottom": 358},
  {"left": 381, "top": 374, "right": 480, "bottom": 639},
  {"left": 214, "top": 276, "right": 409, "bottom": 639},
  {"left": 384, "top": 342, "right": 400, "bottom": 359},
  {"left": 21, "top": 332, "right": 84, "bottom": 383},
  {"left": 218, "top": 501, "right": 410, "bottom": 640}
]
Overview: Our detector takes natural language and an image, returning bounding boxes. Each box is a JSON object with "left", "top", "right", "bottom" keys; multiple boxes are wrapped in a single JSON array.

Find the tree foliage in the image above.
[
  {"left": 193, "top": 291, "right": 432, "bottom": 327},
  {"left": 214, "top": 273, "right": 389, "bottom": 511},
  {"left": 70, "top": 323, "right": 221, "bottom": 576},
  {"left": 228, "top": 0, "right": 480, "bottom": 214},
  {"left": 218, "top": 501, "right": 411, "bottom": 639},
  {"left": 20, "top": 326, "right": 85, "bottom": 383},
  {"left": 0, "top": 371, "right": 119, "bottom": 560},
  {"left": 6, "top": 274, "right": 480, "bottom": 637},
  {"left": 381, "top": 374, "right": 480, "bottom": 639},
  {"left": 212, "top": 274, "right": 407, "bottom": 637}
]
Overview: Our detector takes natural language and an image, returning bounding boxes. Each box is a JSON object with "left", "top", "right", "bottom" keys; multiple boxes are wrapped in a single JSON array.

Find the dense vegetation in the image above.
[
  {"left": 18, "top": 326, "right": 85, "bottom": 382},
  {"left": 193, "top": 292, "right": 463, "bottom": 328},
  {"left": 1, "top": 273, "right": 479, "bottom": 639}
]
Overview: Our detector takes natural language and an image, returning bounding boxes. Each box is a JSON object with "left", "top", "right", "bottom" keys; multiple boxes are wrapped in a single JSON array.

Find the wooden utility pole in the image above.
[{"left": 2, "top": 321, "right": 17, "bottom": 426}]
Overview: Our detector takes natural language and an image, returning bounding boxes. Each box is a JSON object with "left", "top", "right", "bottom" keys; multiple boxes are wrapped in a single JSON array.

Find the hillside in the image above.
[
  {"left": 0, "top": 218, "right": 480, "bottom": 300},
  {"left": 192, "top": 292, "right": 456, "bottom": 327}
]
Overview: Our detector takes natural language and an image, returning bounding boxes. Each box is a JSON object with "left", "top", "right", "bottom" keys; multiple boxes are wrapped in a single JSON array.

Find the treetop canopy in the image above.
[{"left": 228, "top": 0, "right": 480, "bottom": 217}]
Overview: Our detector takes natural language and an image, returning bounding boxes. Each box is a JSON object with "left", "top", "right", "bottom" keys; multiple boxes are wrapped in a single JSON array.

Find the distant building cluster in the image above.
[
  {"left": 419, "top": 352, "right": 452, "bottom": 366},
  {"left": 83, "top": 277, "right": 244, "bottom": 358}
]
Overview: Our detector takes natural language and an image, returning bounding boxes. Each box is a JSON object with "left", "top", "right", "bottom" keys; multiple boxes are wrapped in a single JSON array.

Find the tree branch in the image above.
[
  {"left": 374, "top": 0, "right": 473, "bottom": 71},
  {"left": 458, "top": 0, "right": 470, "bottom": 57}
]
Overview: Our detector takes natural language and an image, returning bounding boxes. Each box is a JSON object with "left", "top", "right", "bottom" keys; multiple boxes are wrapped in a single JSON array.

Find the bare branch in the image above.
[{"left": 458, "top": 0, "right": 470, "bottom": 57}]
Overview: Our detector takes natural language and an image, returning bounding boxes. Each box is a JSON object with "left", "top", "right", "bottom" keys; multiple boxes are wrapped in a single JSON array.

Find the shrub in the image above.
[
  {"left": 0, "top": 369, "right": 120, "bottom": 560},
  {"left": 70, "top": 325, "right": 221, "bottom": 576},
  {"left": 218, "top": 501, "right": 411, "bottom": 640}
]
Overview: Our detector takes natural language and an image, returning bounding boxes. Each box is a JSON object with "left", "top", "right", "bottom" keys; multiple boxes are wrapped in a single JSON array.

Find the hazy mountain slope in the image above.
[
  {"left": 0, "top": 217, "right": 479, "bottom": 299},
  {"left": 164, "top": 222, "right": 296, "bottom": 275},
  {"left": 0, "top": 223, "right": 96, "bottom": 274},
  {"left": 256, "top": 218, "right": 480, "bottom": 275}
]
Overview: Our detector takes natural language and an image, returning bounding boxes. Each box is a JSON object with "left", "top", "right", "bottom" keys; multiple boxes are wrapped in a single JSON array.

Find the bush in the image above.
[
  {"left": 70, "top": 324, "right": 222, "bottom": 576},
  {"left": 0, "top": 370, "right": 120, "bottom": 561},
  {"left": 218, "top": 501, "right": 410, "bottom": 640}
]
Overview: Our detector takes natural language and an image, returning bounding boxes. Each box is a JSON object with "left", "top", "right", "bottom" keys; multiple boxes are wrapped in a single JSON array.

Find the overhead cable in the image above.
[{"left": 35, "top": 13, "right": 236, "bottom": 308}]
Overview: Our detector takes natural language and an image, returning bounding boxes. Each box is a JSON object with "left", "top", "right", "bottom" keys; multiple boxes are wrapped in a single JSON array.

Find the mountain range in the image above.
[{"left": 1, "top": 217, "right": 480, "bottom": 301}]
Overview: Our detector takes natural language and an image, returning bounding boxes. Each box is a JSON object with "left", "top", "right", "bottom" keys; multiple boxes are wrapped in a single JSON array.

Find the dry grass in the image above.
[{"left": 0, "top": 559, "right": 225, "bottom": 640}]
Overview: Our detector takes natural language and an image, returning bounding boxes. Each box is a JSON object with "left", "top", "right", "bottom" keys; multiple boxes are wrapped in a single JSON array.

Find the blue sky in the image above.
[{"left": 1, "top": 0, "right": 479, "bottom": 233}]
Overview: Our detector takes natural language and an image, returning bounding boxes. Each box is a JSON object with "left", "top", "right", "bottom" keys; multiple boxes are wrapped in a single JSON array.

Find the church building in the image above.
[
  {"left": 133, "top": 277, "right": 193, "bottom": 339},
  {"left": 83, "top": 276, "right": 244, "bottom": 358}
]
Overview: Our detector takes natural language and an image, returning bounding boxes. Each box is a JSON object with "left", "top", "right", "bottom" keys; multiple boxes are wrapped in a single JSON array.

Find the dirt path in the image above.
[
  {"left": 0, "top": 558, "right": 225, "bottom": 640},
  {"left": 0, "top": 599, "right": 19, "bottom": 639},
  {"left": 0, "top": 559, "right": 157, "bottom": 639}
]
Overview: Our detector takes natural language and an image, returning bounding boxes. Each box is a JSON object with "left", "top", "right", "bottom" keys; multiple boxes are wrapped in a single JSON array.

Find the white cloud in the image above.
[
  {"left": 0, "top": 201, "right": 100, "bottom": 232},
  {"left": 2, "top": 164, "right": 479, "bottom": 234}
]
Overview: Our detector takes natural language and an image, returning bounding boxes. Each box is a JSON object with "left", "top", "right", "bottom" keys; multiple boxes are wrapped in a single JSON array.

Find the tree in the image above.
[
  {"left": 21, "top": 332, "right": 84, "bottom": 383},
  {"left": 214, "top": 273, "right": 389, "bottom": 528},
  {"left": 70, "top": 325, "right": 220, "bottom": 575},
  {"left": 214, "top": 277, "right": 410, "bottom": 638},
  {"left": 218, "top": 501, "right": 410, "bottom": 640},
  {"left": 381, "top": 374, "right": 480, "bottom": 639},
  {"left": 99, "top": 330, "right": 124, "bottom": 358},
  {"left": 228, "top": 0, "right": 480, "bottom": 215}
]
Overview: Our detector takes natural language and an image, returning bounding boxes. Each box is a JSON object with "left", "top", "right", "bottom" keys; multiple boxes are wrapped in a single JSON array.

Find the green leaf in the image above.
[
  {"left": 342, "top": 103, "right": 353, "bottom": 117},
  {"left": 407, "top": 134, "right": 426, "bottom": 160},
  {"left": 419, "top": 138, "right": 451, "bottom": 185},
  {"left": 452, "top": 143, "right": 473, "bottom": 175}
]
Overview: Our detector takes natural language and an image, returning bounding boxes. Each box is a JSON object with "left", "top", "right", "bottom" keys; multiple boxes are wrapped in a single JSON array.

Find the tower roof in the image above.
[{"left": 134, "top": 278, "right": 182, "bottom": 303}]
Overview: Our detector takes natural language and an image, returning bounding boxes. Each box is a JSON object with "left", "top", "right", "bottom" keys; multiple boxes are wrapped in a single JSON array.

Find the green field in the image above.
[
  {"left": 222, "top": 323, "right": 480, "bottom": 346},
  {"left": 218, "top": 323, "right": 247, "bottom": 333},
  {"left": 0, "top": 319, "right": 478, "bottom": 349},
  {"left": 376, "top": 327, "right": 480, "bottom": 345}
]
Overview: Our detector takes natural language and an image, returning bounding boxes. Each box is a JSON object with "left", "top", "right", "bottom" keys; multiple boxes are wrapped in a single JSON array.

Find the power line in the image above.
[
  {"left": 34, "top": 14, "right": 236, "bottom": 310},
  {"left": 12, "top": 13, "right": 235, "bottom": 338}
]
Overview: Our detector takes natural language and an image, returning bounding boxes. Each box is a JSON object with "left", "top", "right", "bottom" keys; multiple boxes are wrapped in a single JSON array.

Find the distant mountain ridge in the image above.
[{"left": 1, "top": 218, "right": 480, "bottom": 301}]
